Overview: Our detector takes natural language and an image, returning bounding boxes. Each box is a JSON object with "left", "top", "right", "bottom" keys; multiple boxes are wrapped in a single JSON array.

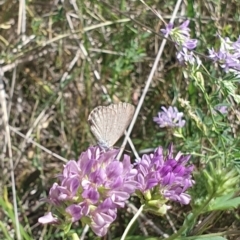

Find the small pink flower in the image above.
[{"left": 38, "top": 212, "right": 58, "bottom": 224}]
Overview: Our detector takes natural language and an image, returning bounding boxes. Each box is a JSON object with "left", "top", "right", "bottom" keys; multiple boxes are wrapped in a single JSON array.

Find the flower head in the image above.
[
  {"left": 214, "top": 105, "right": 228, "bottom": 115},
  {"left": 39, "top": 146, "right": 139, "bottom": 237},
  {"left": 161, "top": 22, "right": 174, "bottom": 36},
  {"left": 208, "top": 35, "right": 240, "bottom": 76},
  {"left": 153, "top": 106, "right": 186, "bottom": 128},
  {"left": 161, "top": 20, "right": 200, "bottom": 65},
  {"left": 135, "top": 144, "right": 194, "bottom": 208}
]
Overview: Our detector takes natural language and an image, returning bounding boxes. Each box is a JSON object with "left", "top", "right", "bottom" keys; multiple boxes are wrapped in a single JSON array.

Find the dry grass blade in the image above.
[
  {"left": 117, "top": 0, "right": 184, "bottom": 160},
  {"left": 9, "top": 126, "right": 68, "bottom": 163},
  {"left": 0, "top": 69, "right": 21, "bottom": 239}
]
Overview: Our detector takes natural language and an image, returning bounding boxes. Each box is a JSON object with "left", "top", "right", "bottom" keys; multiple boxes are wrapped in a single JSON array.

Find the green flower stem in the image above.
[
  {"left": 165, "top": 194, "right": 215, "bottom": 240},
  {"left": 177, "top": 231, "right": 228, "bottom": 239},
  {"left": 120, "top": 204, "right": 145, "bottom": 240}
]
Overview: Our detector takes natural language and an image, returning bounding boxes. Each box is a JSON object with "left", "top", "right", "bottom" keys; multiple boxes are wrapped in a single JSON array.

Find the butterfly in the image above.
[{"left": 88, "top": 102, "right": 135, "bottom": 150}]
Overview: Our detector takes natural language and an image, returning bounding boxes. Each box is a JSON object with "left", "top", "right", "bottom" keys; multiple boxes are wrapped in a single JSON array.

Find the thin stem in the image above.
[
  {"left": 165, "top": 193, "right": 215, "bottom": 240},
  {"left": 120, "top": 204, "right": 145, "bottom": 240},
  {"left": 9, "top": 126, "right": 68, "bottom": 163},
  {"left": 0, "top": 70, "right": 21, "bottom": 239},
  {"left": 79, "top": 225, "right": 89, "bottom": 240},
  {"left": 117, "top": 0, "right": 183, "bottom": 160}
]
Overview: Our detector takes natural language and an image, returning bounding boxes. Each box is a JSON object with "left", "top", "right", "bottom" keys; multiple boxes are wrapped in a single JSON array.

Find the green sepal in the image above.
[{"left": 63, "top": 222, "right": 72, "bottom": 235}]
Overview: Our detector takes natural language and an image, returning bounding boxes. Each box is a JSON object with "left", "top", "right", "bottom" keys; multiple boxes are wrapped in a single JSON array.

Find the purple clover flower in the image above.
[
  {"left": 214, "top": 105, "right": 228, "bottom": 114},
  {"left": 38, "top": 146, "right": 139, "bottom": 237},
  {"left": 177, "top": 20, "right": 191, "bottom": 38},
  {"left": 135, "top": 144, "right": 194, "bottom": 206},
  {"left": 161, "top": 20, "right": 191, "bottom": 39},
  {"left": 208, "top": 35, "right": 240, "bottom": 76},
  {"left": 153, "top": 106, "right": 186, "bottom": 128},
  {"left": 177, "top": 48, "right": 196, "bottom": 65},
  {"left": 161, "top": 20, "right": 200, "bottom": 65},
  {"left": 161, "top": 22, "right": 174, "bottom": 36}
]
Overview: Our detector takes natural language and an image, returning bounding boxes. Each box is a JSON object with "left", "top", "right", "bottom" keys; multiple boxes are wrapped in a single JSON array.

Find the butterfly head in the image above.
[{"left": 98, "top": 139, "right": 112, "bottom": 151}]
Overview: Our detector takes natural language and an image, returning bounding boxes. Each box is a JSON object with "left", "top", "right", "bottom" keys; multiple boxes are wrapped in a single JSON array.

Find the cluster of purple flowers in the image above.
[
  {"left": 135, "top": 144, "right": 194, "bottom": 206},
  {"left": 153, "top": 106, "right": 186, "bottom": 128},
  {"left": 208, "top": 35, "right": 240, "bottom": 76},
  {"left": 39, "top": 141, "right": 194, "bottom": 236},
  {"left": 39, "top": 146, "right": 139, "bottom": 236},
  {"left": 161, "top": 20, "right": 200, "bottom": 65}
]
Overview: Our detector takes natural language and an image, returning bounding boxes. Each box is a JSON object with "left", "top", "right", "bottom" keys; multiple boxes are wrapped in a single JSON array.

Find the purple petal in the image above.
[
  {"left": 91, "top": 211, "right": 116, "bottom": 237},
  {"left": 38, "top": 212, "right": 58, "bottom": 224},
  {"left": 66, "top": 203, "right": 89, "bottom": 222},
  {"left": 106, "top": 161, "right": 123, "bottom": 179},
  {"left": 161, "top": 23, "right": 174, "bottom": 36},
  {"left": 82, "top": 188, "right": 100, "bottom": 203}
]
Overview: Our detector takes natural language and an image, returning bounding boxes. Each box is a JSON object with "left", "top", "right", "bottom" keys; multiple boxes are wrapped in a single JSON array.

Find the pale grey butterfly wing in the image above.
[
  {"left": 106, "top": 102, "right": 135, "bottom": 146},
  {"left": 88, "top": 105, "right": 114, "bottom": 147},
  {"left": 88, "top": 102, "right": 135, "bottom": 149}
]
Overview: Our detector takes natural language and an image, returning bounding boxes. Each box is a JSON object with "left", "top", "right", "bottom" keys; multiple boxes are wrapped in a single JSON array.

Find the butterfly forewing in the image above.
[
  {"left": 88, "top": 102, "right": 135, "bottom": 149},
  {"left": 88, "top": 106, "right": 108, "bottom": 144},
  {"left": 106, "top": 103, "right": 134, "bottom": 146}
]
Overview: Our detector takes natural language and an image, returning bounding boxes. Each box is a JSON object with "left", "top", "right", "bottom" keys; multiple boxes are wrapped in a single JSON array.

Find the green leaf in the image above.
[
  {"left": 121, "top": 237, "right": 158, "bottom": 240},
  {"left": 115, "top": 235, "right": 227, "bottom": 240},
  {"left": 0, "top": 195, "right": 32, "bottom": 240},
  {"left": 177, "top": 236, "right": 227, "bottom": 240},
  {"left": 208, "top": 192, "right": 240, "bottom": 211},
  {"left": 63, "top": 222, "right": 72, "bottom": 235},
  {"left": 0, "top": 221, "right": 12, "bottom": 240},
  {"left": 182, "top": 213, "right": 196, "bottom": 234}
]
